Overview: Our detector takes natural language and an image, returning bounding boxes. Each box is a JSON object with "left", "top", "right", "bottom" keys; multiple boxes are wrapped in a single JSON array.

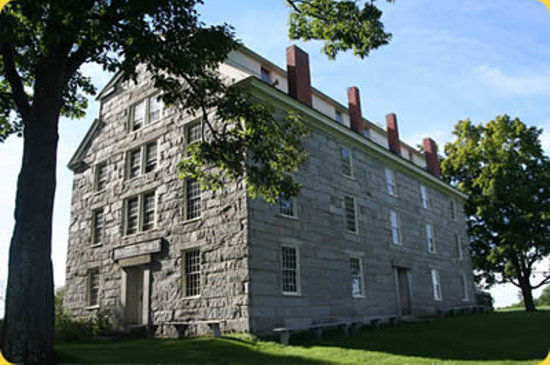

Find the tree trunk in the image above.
[
  {"left": 2, "top": 111, "right": 59, "bottom": 363},
  {"left": 519, "top": 277, "right": 537, "bottom": 313}
]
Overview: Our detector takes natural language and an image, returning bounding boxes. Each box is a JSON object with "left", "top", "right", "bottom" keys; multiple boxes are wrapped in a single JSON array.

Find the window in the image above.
[
  {"left": 279, "top": 195, "right": 296, "bottom": 218},
  {"left": 144, "top": 142, "right": 157, "bottom": 173},
  {"left": 420, "top": 185, "right": 429, "bottom": 209},
  {"left": 461, "top": 274, "right": 469, "bottom": 301},
  {"left": 455, "top": 234, "right": 463, "bottom": 259},
  {"left": 183, "top": 250, "right": 201, "bottom": 297},
  {"left": 281, "top": 246, "right": 299, "bottom": 294},
  {"left": 127, "top": 140, "right": 158, "bottom": 178},
  {"left": 185, "top": 178, "right": 201, "bottom": 220},
  {"left": 390, "top": 211, "right": 401, "bottom": 245},
  {"left": 91, "top": 208, "right": 104, "bottom": 245},
  {"left": 344, "top": 196, "right": 357, "bottom": 233},
  {"left": 95, "top": 162, "right": 107, "bottom": 192},
  {"left": 124, "top": 191, "right": 156, "bottom": 235},
  {"left": 335, "top": 110, "right": 343, "bottom": 124},
  {"left": 142, "top": 192, "right": 156, "bottom": 231},
  {"left": 87, "top": 268, "right": 100, "bottom": 307},
  {"left": 350, "top": 257, "right": 364, "bottom": 298},
  {"left": 426, "top": 223, "right": 436, "bottom": 253},
  {"left": 340, "top": 146, "right": 353, "bottom": 177},
  {"left": 431, "top": 269, "right": 442, "bottom": 301},
  {"left": 149, "top": 95, "right": 162, "bottom": 123},
  {"left": 186, "top": 121, "right": 202, "bottom": 156},
  {"left": 132, "top": 99, "right": 146, "bottom": 131},
  {"left": 260, "top": 67, "right": 271, "bottom": 83},
  {"left": 130, "top": 95, "right": 163, "bottom": 131},
  {"left": 385, "top": 168, "right": 396, "bottom": 196},
  {"left": 450, "top": 200, "right": 457, "bottom": 220}
]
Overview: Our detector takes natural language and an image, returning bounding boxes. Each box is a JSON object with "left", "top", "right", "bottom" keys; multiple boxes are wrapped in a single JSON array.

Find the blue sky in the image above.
[{"left": 2, "top": 0, "right": 550, "bottom": 315}]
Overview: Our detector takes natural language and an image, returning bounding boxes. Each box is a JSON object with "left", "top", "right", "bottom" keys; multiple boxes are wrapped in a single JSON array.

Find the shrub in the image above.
[{"left": 55, "top": 288, "right": 111, "bottom": 341}]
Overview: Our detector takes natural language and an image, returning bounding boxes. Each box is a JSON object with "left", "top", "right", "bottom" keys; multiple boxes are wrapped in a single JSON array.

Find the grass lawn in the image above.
[{"left": 56, "top": 308, "right": 550, "bottom": 364}]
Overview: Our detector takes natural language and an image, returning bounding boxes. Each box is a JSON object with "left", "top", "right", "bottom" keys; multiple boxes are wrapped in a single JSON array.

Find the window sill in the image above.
[
  {"left": 345, "top": 230, "right": 360, "bottom": 236},
  {"left": 282, "top": 292, "right": 302, "bottom": 297},
  {"left": 428, "top": 251, "right": 437, "bottom": 255},
  {"left": 352, "top": 295, "right": 366, "bottom": 299},
  {"left": 182, "top": 217, "right": 202, "bottom": 225},
  {"left": 341, "top": 174, "right": 355, "bottom": 181},
  {"left": 85, "top": 305, "right": 100, "bottom": 310},
  {"left": 91, "top": 243, "right": 103, "bottom": 248},
  {"left": 277, "top": 213, "right": 298, "bottom": 220},
  {"left": 183, "top": 295, "right": 201, "bottom": 300}
]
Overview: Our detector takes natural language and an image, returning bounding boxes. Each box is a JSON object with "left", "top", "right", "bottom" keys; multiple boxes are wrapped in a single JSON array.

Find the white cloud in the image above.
[{"left": 475, "top": 65, "right": 550, "bottom": 96}]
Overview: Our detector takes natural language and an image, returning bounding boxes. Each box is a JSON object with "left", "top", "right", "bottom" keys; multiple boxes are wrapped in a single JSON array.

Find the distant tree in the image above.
[
  {"left": 0, "top": 0, "right": 395, "bottom": 362},
  {"left": 536, "top": 285, "right": 550, "bottom": 306},
  {"left": 442, "top": 115, "right": 550, "bottom": 313}
]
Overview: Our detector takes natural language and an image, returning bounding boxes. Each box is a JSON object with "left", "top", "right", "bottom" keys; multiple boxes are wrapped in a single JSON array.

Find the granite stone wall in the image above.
[{"left": 64, "top": 66, "right": 250, "bottom": 335}]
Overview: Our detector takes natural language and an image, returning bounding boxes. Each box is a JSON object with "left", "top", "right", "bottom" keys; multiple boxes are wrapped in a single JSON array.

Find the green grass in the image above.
[{"left": 56, "top": 309, "right": 550, "bottom": 364}]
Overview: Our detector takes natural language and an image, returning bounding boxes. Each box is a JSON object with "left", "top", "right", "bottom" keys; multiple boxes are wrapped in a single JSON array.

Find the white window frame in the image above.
[
  {"left": 185, "top": 120, "right": 202, "bottom": 157},
  {"left": 184, "top": 178, "right": 202, "bottom": 221},
  {"left": 335, "top": 110, "right": 343, "bottom": 124},
  {"left": 182, "top": 248, "right": 201, "bottom": 298},
  {"left": 343, "top": 195, "right": 358, "bottom": 234},
  {"left": 450, "top": 200, "right": 457, "bottom": 220},
  {"left": 87, "top": 268, "right": 100, "bottom": 308},
  {"left": 461, "top": 273, "right": 469, "bottom": 302},
  {"left": 426, "top": 223, "right": 436, "bottom": 253},
  {"left": 385, "top": 168, "right": 397, "bottom": 196},
  {"left": 350, "top": 256, "right": 365, "bottom": 298},
  {"left": 260, "top": 67, "right": 271, "bottom": 83},
  {"left": 390, "top": 211, "right": 401, "bottom": 245},
  {"left": 126, "top": 140, "right": 158, "bottom": 179},
  {"left": 281, "top": 245, "right": 301, "bottom": 296},
  {"left": 91, "top": 208, "right": 104, "bottom": 246},
  {"left": 129, "top": 94, "right": 164, "bottom": 131},
  {"left": 94, "top": 162, "right": 108, "bottom": 192},
  {"left": 279, "top": 195, "right": 297, "bottom": 218},
  {"left": 420, "top": 185, "right": 429, "bottom": 209},
  {"left": 123, "top": 190, "right": 157, "bottom": 236},
  {"left": 340, "top": 146, "right": 353, "bottom": 178},
  {"left": 455, "top": 234, "right": 463, "bottom": 260},
  {"left": 431, "top": 269, "right": 442, "bottom": 301}
]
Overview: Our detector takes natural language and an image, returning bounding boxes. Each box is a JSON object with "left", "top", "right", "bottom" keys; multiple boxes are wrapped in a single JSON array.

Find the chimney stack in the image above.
[
  {"left": 386, "top": 113, "right": 401, "bottom": 155},
  {"left": 286, "top": 45, "right": 312, "bottom": 106},
  {"left": 423, "top": 138, "right": 441, "bottom": 177},
  {"left": 347, "top": 87, "right": 364, "bottom": 135}
]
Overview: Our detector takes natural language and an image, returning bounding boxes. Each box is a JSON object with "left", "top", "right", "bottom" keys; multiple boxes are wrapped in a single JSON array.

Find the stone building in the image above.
[{"left": 64, "top": 45, "right": 475, "bottom": 336}]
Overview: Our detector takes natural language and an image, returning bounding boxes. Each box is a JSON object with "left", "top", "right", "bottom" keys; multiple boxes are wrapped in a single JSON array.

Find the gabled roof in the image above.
[
  {"left": 95, "top": 71, "right": 124, "bottom": 100},
  {"left": 67, "top": 118, "right": 104, "bottom": 172}
]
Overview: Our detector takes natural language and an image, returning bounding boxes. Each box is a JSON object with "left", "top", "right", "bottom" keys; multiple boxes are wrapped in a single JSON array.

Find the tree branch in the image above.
[
  {"left": 1, "top": 43, "right": 31, "bottom": 120},
  {"left": 532, "top": 275, "right": 550, "bottom": 290}
]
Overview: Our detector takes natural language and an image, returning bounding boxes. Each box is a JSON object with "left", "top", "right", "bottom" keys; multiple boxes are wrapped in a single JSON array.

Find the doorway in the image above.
[
  {"left": 396, "top": 267, "right": 412, "bottom": 315},
  {"left": 124, "top": 266, "right": 146, "bottom": 325}
]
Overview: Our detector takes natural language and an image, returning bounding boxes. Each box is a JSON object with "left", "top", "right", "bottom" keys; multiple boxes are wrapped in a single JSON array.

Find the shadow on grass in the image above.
[
  {"left": 56, "top": 336, "right": 331, "bottom": 365},
  {"left": 290, "top": 310, "right": 550, "bottom": 362}
]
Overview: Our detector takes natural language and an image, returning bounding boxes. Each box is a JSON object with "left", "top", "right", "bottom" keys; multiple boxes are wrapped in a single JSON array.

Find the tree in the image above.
[
  {"left": 0, "top": 0, "right": 394, "bottom": 362},
  {"left": 442, "top": 115, "right": 550, "bottom": 313}
]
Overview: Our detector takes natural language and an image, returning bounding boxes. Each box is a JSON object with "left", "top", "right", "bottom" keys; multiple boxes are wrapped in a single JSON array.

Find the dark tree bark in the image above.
[
  {"left": 3, "top": 115, "right": 58, "bottom": 363},
  {"left": 2, "top": 54, "right": 66, "bottom": 364},
  {"left": 519, "top": 276, "right": 537, "bottom": 313}
]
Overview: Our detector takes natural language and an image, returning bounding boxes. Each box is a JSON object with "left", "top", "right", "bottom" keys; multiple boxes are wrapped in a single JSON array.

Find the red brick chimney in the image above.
[
  {"left": 347, "top": 87, "right": 364, "bottom": 135},
  {"left": 423, "top": 138, "right": 441, "bottom": 177},
  {"left": 386, "top": 113, "right": 401, "bottom": 155},
  {"left": 286, "top": 45, "right": 312, "bottom": 107}
]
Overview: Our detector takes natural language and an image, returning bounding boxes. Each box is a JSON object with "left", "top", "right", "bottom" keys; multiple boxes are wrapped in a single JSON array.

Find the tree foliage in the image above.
[{"left": 442, "top": 115, "right": 550, "bottom": 311}]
